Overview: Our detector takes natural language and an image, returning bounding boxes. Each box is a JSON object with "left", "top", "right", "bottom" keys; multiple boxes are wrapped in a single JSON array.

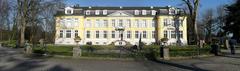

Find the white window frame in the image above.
[
  {"left": 152, "top": 31, "right": 155, "bottom": 38},
  {"left": 143, "top": 31, "right": 147, "bottom": 38},
  {"left": 142, "top": 10, "right": 147, "bottom": 15},
  {"left": 103, "top": 10, "right": 107, "bottom": 15},
  {"left": 112, "top": 19, "right": 116, "bottom": 27},
  {"left": 103, "top": 31, "right": 108, "bottom": 38},
  {"left": 95, "top": 19, "right": 100, "bottom": 27},
  {"left": 112, "top": 31, "right": 115, "bottom": 38},
  {"left": 142, "top": 20, "right": 147, "bottom": 28},
  {"left": 60, "top": 30, "right": 63, "bottom": 38},
  {"left": 127, "top": 31, "right": 131, "bottom": 39},
  {"left": 103, "top": 20, "right": 108, "bottom": 27},
  {"left": 119, "top": 19, "right": 123, "bottom": 27},
  {"left": 96, "top": 31, "right": 99, "bottom": 38},
  {"left": 75, "top": 30, "right": 78, "bottom": 38},
  {"left": 135, "top": 31, "right": 139, "bottom": 38},
  {"left": 95, "top": 10, "right": 100, "bottom": 15},
  {"left": 135, "top": 10, "right": 139, "bottom": 15},
  {"left": 86, "top": 10, "right": 91, "bottom": 15},
  {"left": 164, "top": 19, "right": 168, "bottom": 26},
  {"left": 86, "top": 31, "right": 90, "bottom": 38},
  {"left": 151, "top": 10, "right": 156, "bottom": 15},
  {"left": 65, "top": 7, "right": 73, "bottom": 15},
  {"left": 164, "top": 31, "right": 168, "bottom": 38},
  {"left": 152, "top": 20, "right": 155, "bottom": 27},
  {"left": 171, "top": 31, "right": 176, "bottom": 38},
  {"left": 126, "top": 19, "right": 131, "bottom": 28}
]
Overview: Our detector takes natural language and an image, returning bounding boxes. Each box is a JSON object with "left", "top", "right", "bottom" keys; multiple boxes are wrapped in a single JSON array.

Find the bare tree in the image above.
[
  {"left": 201, "top": 8, "right": 216, "bottom": 44},
  {"left": 181, "top": 0, "right": 200, "bottom": 45},
  {"left": 0, "top": 0, "right": 11, "bottom": 41}
]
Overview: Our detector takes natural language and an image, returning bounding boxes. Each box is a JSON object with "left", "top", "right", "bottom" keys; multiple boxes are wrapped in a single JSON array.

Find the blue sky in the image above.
[{"left": 66, "top": 0, "right": 233, "bottom": 13}]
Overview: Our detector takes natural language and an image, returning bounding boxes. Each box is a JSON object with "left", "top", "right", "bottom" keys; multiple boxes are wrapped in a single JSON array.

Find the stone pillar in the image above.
[
  {"left": 25, "top": 44, "right": 32, "bottom": 55},
  {"left": 163, "top": 48, "right": 170, "bottom": 60},
  {"left": 73, "top": 47, "right": 81, "bottom": 58},
  {"left": 225, "top": 39, "right": 230, "bottom": 50}
]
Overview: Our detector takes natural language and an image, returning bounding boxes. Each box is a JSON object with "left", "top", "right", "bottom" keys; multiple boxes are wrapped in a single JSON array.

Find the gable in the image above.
[{"left": 107, "top": 11, "right": 133, "bottom": 17}]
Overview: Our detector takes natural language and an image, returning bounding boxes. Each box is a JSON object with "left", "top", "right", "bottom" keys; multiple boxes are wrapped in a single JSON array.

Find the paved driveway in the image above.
[{"left": 0, "top": 46, "right": 239, "bottom": 71}]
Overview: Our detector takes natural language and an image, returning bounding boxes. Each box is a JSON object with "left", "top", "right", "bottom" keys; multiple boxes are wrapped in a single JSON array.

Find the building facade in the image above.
[{"left": 55, "top": 6, "right": 188, "bottom": 45}]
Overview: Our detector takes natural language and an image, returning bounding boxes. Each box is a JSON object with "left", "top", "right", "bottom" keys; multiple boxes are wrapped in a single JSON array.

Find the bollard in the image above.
[
  {"left": 0, "top": 43, "right": 2, "bottom": 47},
  {"left": 73, "top": 47, "right": 81, "bottom": 58},
  {"left": 25, "top": 44, "right": 32, "bottom": 55},
  {"left": 163, "top": 47, "right": 170, "bottom": 60}
]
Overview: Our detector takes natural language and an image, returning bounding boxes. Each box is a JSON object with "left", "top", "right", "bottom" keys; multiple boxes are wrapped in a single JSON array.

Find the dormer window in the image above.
[
  {"left": 86, "top": 10, "right": 91, "bottom": 15},
  {"left": 142, "top": 10, "right": 146, "bottom": 15},
  {"left": 135, "top": 10, "right": 139, "bottom": 15},
  {"left": 103, "top": 10, "right": 107, "bottom": 15},
  {"left": 151, "top": 10, "right": 156, "bottom": 15},
  {"left": 169, "top": 7, "right": 175, "bottom": 15},
  {"left": 65, "top": 7, "right": 73, "bottom": 15},
  {"left": 95, "top": 10, "right": 100, "bottom": 15}
]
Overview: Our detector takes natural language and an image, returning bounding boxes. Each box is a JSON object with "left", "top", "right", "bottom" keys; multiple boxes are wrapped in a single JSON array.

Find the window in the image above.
[
  {"left": 135, "top": 31, "right": 139, "bottom": 38},
  {"left": 169, "top": 8, "right": 175, "bottom": 15},
  {"left": 103, "top": 20, "right": 108, "bottom": 27},
  {"left": 95, "top": 10, "right": 100, "bottom": 15},
  {"left": 152, "top": 31, "right": 155, "bottom": 38},
  {"left": 66, "top": 30, "right": 71, "bottom": 38},
  {"left": 112, "top": 19, "right": 116, "bottom": 27},
  {"left": 135, "top": 20, "right": 140, "bottom": 28},
  {"left": 74, "top": 18, "right": 79, "bottom": 27},
  {"left": 95, "top": 19, "right": 100, "bottom": 27},
  {"left": 96, "top": 31, "right": 99, "bottom": 38},
  {"left": 119, "top": 19, "right": 123, "bottom": 27},
  {"left": 142, "top": 20, "right": 147, "bottom": 28},
  {"left": 112, "top": 31, "right": 115, "bottom": 38},
  {"left": 152, "top": 20, "right": 155, "bottom": 27},
  {"left": 164, "top": 31, "right": 168, "bottom": 38},
  {"left": 142, "top": 10, "right": 146, "bottom": 15},
  {"left": 126, "top": 19, "right": 131, "bottom": 27},
  {"left": 171, "top": 19, "right": 175, "bottom": 27},
  {"left": 179, "top": 19, "right": 183, "bottom": 27},
  {"left": 152, "top": 10, "right": 156, "bottom": 15},
  {"left": 104, "top": 31, "right": 107, "bottom": 38},
  {"left": 65, "top": 7, "right": 73, "bottom": 15},
  {"left": 60, "top": 30, "right": 63, "bottom": 38},
  {"left": 143, "top": 31, "right": 147, "bottom": 38},
  {"left": 103, "top": 10, "right": 107, "bottom": 15},
  {"left": 67, "top": 10, "right": 71, "bottom": 14},
  {"left": 164, "top": 19, "right": 168, "bottom": 26},
  {"left": 171, "top": 31, "right": 176, "bottom": 38},
  {"left": 85, "top": 19, "right": 91, "bottom": 27},
  {"left": 180, "top": 31, "right": 183, "bottom": 38},
  {"left": 86, "top": 10, "right": 91, "bottom": 15},
  {"left": 135, "top": 10, "right": 139, "bottom": 15},
  {"left": 75, "top": 30, "right": 78, "bottom": 38},
  {"left": 127, "top": 31, "right": 131, "bottom": 38},
  {"left": 86, "top": 31, "right": 90, "bottom": 38}
]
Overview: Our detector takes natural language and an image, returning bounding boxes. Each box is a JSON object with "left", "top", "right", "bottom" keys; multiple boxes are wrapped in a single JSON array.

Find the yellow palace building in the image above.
[{"left": 54, "top": 6, "right": 188, "bottom": 45}]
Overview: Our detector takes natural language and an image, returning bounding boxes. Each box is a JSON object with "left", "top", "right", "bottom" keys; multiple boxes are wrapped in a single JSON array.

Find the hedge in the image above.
[{"left": 31, "top": 44, "right": 211, "bottom": 58}]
